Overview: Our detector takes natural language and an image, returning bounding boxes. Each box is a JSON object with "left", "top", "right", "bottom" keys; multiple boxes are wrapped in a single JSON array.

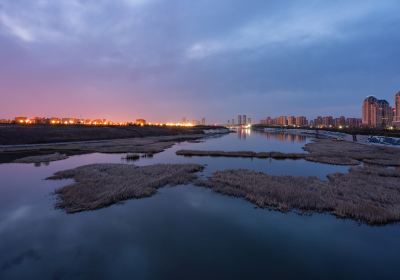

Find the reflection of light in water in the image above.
[
  {"left": 237, "top": 128, "right": 251, "bottom": 139},
  {"left": 262, "top": 132, "right": 306, "bottom": 143}
]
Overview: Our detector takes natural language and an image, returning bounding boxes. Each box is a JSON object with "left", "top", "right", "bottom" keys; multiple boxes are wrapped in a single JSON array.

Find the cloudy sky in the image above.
[{"left": 0, "top": 0, "right": 399, "bottom": 123}]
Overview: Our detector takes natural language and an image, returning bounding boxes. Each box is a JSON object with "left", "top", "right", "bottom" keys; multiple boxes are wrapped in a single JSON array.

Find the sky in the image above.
[{"left": 0, "top": 0, "right": 399, "bottom": 123}]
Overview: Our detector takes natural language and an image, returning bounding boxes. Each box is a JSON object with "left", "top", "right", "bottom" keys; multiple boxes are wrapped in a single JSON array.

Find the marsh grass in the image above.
[
  {"left": 177, "top": 138, "right": 400, "bottom": 166},
  {"left": 176, "top": 150, "right": 306, "bottom": 160},
  {"left": 198, "top": 167, "right": 400, "bottom": 225},
  {"left": 122, "top": 153, "right": 140, "bottom": 161},
  {"left": 303, "top": 138, "right": 400, "bottom": 166},
  {"left": 48, "top": 163, "right": 204, "bottom": 213},
  {"left": 2, "top": 134, "right": 204, "bottom": 163}
]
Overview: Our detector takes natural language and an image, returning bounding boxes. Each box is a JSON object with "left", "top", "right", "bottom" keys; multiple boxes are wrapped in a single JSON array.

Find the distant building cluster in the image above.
[
  {"left": 0, "top": 116, "right": 210, "bottom": 127},
  {"left": 180, "top": 117, "right": 206, "bottom": 126},
  {"left": 228, "top": 115, "right": 252, "bottom": 126},
  {"left": 260, "top": 116, "right": 309, "bottom": 127},
  {"left": 310, "top": 116, "right": 362, "bottom": 128},
  {"left": 9, "top": 117, "right": 116, "bottom": 126},
  {"left": 362, "top": 92, "right": 400, "bottom": 128},
  {"left": 260, "top": 115, "right": 362, "bottom": 129}
]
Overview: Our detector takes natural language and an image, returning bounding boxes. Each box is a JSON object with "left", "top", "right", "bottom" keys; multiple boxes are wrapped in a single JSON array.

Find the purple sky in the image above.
[{"left": 0, "top": 0, "right": 399, "bottom": 123}]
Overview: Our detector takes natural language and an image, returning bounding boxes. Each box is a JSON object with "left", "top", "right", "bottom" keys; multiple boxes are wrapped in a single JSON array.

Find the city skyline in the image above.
[
  {"left": 2, "top": 90, "right": 398, "bottom": 126},
  {"left": 1, "top": 0, "right": 400, "bottom": 122}
]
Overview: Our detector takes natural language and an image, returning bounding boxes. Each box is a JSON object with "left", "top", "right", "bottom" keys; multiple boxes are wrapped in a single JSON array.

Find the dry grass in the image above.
[
  {"left": 48, "top": 163, "right": 204, "bottom": 213},
  {"left": 177, "top": 138, "right": 400, "bottom": 167},
  {"left": 304, "top": 156, "right": 360, "bottom": 166},
  {"left": 1, "top": 134, "right": 204, "bottom": 163},
  {"left": 122, "top": 153, "right": 140, "bottom": 161},
  {"left": 13, "top": 153, "right": 68, "bottom": 164},
  {"left": 304, "top": 138, "right": 400, "bottom": 166},
  {"left": 198, "top": 167, "right": 400, "bottom": 225},
  {"left": 0, "top": 125, "right": 209, "bottom": 145},
  {"left": 176, "top": 150, "right": 306, "bottom": 160},
  {"left": 269, "top": 152, "right": 306, "bottom": 160}
]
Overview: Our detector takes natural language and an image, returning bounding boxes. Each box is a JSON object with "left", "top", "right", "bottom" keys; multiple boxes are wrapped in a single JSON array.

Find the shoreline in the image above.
[
  {"left": 0, "top": 129, "right": 229, "bottom": 164},
  {"left": 0, "top": 124, "right": 226, "bottom": 145},
  {"left": 0, "top": 134, "right": 205, "bottom": 164},
  {"left": 253, "top": 126, "right": 400, "bottom": 147},
  {"left": 176, "top": 137, "right": 400, "bottom": 166}
]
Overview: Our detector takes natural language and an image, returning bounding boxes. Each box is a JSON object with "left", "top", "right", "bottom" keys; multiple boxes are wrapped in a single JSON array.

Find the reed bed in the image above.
[
  {"left": 177, "top": 138, "right": 400, "bottom": 166},
  {"left": 303, "top": 138, "right": 400, "bottom": 166},
  {"left": 176, "top": 150, "right": 306, "bottom": 160},
  {"left": 13, "top": 153, "right": 68, "bottom": 164},
  {"left": 48, "top": 163, "right": 204, "bottom": 213},
  {"left": 122, "top": 153, "right": 140, "bottom": 161},
  {"left": 2, "top": 134, "right": 204, "bottom": 163},
  {"left": 198, "top": 167, "right": 400, "bottom": 225}
]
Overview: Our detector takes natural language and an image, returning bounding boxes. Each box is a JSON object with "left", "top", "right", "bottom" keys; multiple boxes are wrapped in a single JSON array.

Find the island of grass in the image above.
[
  {"left": 176, "top": 150, "right": 306, "bottom": 159},
  {"left": 197, "top": 165, "right": 400, "bottom": 225},
  {"left": 176, "top": 138, "right": 400, "bottom": 166},
  {"left": 48, "top": 163, "right": 204, "bottom": 213},
  {"left": 44, "top": 136, "right": 400, "bottom": 224}
]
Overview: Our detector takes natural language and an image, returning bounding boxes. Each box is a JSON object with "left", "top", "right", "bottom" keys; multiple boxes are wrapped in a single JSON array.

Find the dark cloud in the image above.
[{"left": 0, "top": 0, "right": 399, "bottom": 122}]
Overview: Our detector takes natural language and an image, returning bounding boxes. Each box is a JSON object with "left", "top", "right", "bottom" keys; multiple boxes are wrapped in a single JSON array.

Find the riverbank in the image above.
[
  {"left": 252, "top": 124, "right": 400, "bottom": 138},
  {"left": 176, "top": 138, "right": 400, "bottom": 166},
  {"left": 0, "top": 124, "right": 223, "bottom": 145},
  {"left": 0, "top": 134, "right": 204, "bottom": 163},
  {"left": 0, "top": 125, "right": 229, "bottom": 163}
]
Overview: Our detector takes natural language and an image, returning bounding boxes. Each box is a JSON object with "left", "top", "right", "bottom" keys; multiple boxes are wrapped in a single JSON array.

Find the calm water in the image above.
[{"left": 0, "top": 131, "right": 399, "bottom": 280}]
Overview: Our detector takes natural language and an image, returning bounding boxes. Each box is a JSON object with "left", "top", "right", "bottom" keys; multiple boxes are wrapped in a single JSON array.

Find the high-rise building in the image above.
[
  {"left": 238, "top": 115, "right": 242, "bottom": 126},
  {"left": 277, "top": 116, "right": 287, "bottom": 126},
  {"left": 243, "top": 115, "right": 247, "bottom": 125},
  {"left": 287, "top": 116, "right": 296, "bottom": 126},
  {"left": 313, "top": 116, "right": 323, "bottom": 127},
  {"left": 322, "top": 116, "right": 334, "bottom": 127},
  {"left": 346, "top": 118, "right": 362, "bottom": 128},
  {"left": 394, "top": 91, "right": 400, "bottom": 127},
  {"left": 362, "top": 96, "right": 392, "bottom": 128},
  {"left": 377, "top": 99, "right": 392, "bottom": 127},
  {"left": 201, "top": 118, "right": 206, "bottom": 125},
  {"left": 295, "top": 116, "right": 308, "bottom": 127},
  {"left": 362, "top": 96, "right": 378, "bottom": 127},
  {"left": 261, "top": 117, "right": 273, "bottom": 125},
  {"left": 334, "top": 116, "right": 346, "bottom": 127}
]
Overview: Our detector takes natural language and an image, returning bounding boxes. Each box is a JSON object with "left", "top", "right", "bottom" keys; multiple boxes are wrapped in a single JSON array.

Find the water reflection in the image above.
[
  {"left": 263, "top": 132, "right": 307, "bottom": 143},
  {"left": 0, "top": 131, "right": 399, "bottom": 280},
  {"left": 237, "top": 129, "right": 306, "bottom": 143},
  {"left": 237, "top": 128, "right": 251, "bottom": 139}
]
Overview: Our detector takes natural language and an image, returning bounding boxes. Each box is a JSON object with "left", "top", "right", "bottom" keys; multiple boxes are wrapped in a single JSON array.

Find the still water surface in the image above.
[{"left": 0, "top": 131, "right": 399, "bottom": 280}]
